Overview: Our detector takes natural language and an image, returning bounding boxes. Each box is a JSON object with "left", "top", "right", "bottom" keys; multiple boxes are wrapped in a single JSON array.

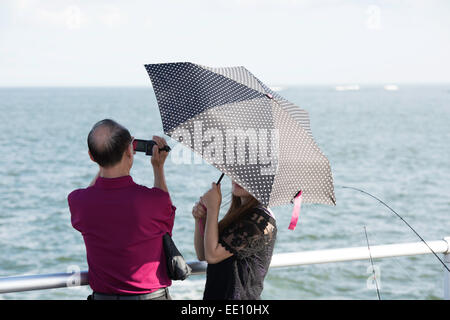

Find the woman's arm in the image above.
[
  {"left": 192, "top": 201, "right": 207, "bottom": 261},
  {"left": 203, "top": 206, "right": 233, "bottom": 264},
  {"left": 194, "top": 218, "right": 206, "bottom": 261},
  {"left": 202, "top": 184, "right": 233, "bottom": 264}
]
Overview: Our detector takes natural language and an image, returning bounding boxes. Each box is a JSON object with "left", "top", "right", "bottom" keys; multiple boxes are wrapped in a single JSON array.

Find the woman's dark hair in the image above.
[
  {"left": 87, "top": 119, "right": 132, "bottom": 168},
  {"left": 218, "top": 193, "right": 260, "bottom": 234}
]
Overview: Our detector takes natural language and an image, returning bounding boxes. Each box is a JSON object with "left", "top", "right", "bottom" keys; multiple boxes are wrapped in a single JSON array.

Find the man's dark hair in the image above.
[{"left": 87, "top": 119, "right": 132, "bottom": 168}]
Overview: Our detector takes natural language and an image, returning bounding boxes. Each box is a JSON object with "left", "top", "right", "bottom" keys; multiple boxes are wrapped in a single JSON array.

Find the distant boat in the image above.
[
  {"left": 269, "top": 86, "right": 284, "bottom": 92},
  {"left": 335, "top": 84, "right": 360, "bottom": 91},
  {"left": 384, "top": 84, "right": 399, "bottom": 91}
]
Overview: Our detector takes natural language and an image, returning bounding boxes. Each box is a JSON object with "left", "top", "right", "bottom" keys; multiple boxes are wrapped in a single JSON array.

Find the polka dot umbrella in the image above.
[{"left": 144, "top": 62, "right": 336, "bottom": 228}]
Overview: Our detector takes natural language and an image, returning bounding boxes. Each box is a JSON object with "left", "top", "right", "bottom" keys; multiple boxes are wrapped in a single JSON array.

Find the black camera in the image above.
[{"left": 132, "top": 139, "right": 171, "bottom": 156}]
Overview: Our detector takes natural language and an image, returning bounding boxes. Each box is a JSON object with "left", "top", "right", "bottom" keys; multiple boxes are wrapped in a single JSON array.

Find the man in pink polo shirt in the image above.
[{"left": 68, "top": 119, "right": 175, "bottom": 300}]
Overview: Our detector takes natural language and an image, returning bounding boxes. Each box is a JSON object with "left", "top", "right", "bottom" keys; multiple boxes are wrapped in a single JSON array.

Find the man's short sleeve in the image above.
[
  {"left": 147, "top": 187, "right": 176, "bottom": 235},
  {"left": 67, "top": 189, "right": 83, "bottom": 231}
]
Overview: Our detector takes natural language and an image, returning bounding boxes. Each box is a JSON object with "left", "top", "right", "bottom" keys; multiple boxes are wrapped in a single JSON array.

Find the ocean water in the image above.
[{"left": 0, "top": 85, "right": 449, "bottom": 300}]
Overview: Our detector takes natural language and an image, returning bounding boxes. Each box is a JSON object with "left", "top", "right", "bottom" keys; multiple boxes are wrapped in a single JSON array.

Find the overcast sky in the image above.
[{"left": 1, "top": 0, "right": 449, "bottom": 86}]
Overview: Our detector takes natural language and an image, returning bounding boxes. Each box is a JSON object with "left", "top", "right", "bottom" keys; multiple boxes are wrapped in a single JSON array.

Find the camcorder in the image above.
[{"left": 132, "top": 139, "right": 171, "bottom": 156}]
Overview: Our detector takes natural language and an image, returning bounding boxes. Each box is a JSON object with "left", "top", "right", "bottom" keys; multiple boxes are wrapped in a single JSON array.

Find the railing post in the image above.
[{"left": 444, "top": 237, "right": 450, "bottom": 300}]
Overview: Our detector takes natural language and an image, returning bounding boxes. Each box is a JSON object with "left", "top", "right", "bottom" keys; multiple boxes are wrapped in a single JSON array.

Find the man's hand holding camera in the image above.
[
  {"left": 151, "top": 135, "right": 169, "bottom": 193},
  {"left": 150, "top": 136, "right": 169, "bottom": 169}
]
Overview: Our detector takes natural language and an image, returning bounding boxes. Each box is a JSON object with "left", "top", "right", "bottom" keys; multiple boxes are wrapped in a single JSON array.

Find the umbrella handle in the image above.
[{"left": 216, "top": 173, "right": 225, "bottom": 185}]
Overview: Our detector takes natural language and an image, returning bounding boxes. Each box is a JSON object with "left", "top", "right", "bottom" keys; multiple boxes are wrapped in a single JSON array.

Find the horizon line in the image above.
[{"left": 0, "top": 82, "right": 449, "bottom": 88}]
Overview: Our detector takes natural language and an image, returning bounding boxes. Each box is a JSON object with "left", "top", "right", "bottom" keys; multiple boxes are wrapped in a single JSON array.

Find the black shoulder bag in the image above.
[{"left": 162, "top": 232, "right": 192, "bottom": 280}]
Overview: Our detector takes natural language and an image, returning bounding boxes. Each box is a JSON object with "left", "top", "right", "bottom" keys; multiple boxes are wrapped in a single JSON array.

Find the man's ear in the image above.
[
  {"left": 124, "top": 144, "right": 133, "bottom": 159},
  {"left": 88, "top": 151, "right": 96, "bottom": 163}
]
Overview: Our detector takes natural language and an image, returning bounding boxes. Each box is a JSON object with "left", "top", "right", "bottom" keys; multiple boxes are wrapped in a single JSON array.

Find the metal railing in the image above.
[{"left": 1, "top": 237, "right": 449, "bottom": 299}]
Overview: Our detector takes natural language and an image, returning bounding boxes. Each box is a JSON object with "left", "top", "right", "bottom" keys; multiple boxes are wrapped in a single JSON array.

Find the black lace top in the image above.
[{"left": 203, "top": 206, "right": 277, "bottom": 300}]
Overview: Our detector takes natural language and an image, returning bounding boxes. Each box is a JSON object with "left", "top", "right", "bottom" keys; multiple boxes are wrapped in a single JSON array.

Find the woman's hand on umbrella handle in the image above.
[
  {"left": 192, "top": 201, "right": 207, "bottom": 220},
  {"left": 201, "top": 183, "right": 222, "bottom": 213}
]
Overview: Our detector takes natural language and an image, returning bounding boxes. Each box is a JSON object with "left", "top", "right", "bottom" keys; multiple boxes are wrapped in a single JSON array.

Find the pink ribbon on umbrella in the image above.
[{"left": 288, "top": 190, "right": 303, "bottom": 230}]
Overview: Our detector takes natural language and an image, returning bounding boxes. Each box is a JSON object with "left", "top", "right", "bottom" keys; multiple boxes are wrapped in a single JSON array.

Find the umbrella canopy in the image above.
[{"left": 144, "top": 62, "right": 336, "bottom": 209}]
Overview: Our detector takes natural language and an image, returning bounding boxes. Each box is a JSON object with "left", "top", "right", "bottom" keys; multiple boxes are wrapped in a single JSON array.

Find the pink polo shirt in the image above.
[{"left": 68, "top": 175, "right": 176, "bottom": 294}]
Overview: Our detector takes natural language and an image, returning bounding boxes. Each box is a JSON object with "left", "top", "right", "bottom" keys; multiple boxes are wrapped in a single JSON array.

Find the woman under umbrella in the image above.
[{"left": 192, "top": 180, "right": 277, "bottom": 300}]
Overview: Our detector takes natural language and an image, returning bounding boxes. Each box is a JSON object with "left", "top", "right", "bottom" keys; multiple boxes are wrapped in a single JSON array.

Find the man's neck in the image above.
[{"left": 100, "top": 165, "right": 130, "bottom": 179}]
